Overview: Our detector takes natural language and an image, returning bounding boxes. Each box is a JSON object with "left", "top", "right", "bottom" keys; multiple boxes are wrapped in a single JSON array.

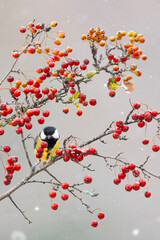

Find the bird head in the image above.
[{"left": 40, "top": 126, "right": 59, "bottom": 141}]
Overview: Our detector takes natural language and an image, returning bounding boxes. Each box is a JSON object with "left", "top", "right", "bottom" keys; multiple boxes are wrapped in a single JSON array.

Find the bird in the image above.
[{"left": 34, "top": 126, "right": 60, "bottom": 161}]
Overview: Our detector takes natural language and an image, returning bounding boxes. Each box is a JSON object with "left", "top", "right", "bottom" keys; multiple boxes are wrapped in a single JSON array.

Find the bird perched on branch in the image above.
[{"left": 34, "top": 126, "right": 60, "bottom": 161}]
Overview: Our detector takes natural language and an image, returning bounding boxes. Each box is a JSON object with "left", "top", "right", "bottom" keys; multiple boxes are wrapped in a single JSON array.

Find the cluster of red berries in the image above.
[
  {"left": 112, "top": 120, "right": 129, "bottom": 139},
  {"left": 113, "top": 163, "right": 151, "bottom": 198},
  {"left": 131, "top": 103, "right": 159, "bottom": 152},
  {"left": 2, "top": 146, "right": 21, "bottom": 185},
  {"left": 0, "top": 107, "right": 51, "bottom": 135},
  {"left": 91, "top": 212, "right": 105, "bottom": 228},
  {"left": 56, "top": 144, "right": 97, "bottom": 162}
]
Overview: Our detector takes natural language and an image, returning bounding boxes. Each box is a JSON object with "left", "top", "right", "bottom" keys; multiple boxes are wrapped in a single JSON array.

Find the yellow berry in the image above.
[
  {"left": 110, "top": 36, "right": 115, "bottom": 42},
  {"left": 99, "top": 40, "right": 105, "bottom": 47},
  {"left": 58, "top": 31, "right": 65, "bottom": 38},
  {"left": 50, "top": 21, "right": 57, "bottom": 27},
  {"left": 22, "top": 82, "right": 27, "bottom": 88},
  {"left": 81, "top": 34, "right": 87, "bottom": 40},
  {"left": 36, "top": 48, "right": 42, "bottom": 54},
  {"left": 54, "top": 39, "right": 61, "bottom": 45},
  {"left": 44, "top": 46, "right": 50, "bottom": 53}
]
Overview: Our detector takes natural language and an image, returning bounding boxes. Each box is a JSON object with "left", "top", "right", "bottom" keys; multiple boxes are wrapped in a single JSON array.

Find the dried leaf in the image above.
[
  {"left": 121, "top": 81, "right": 134, "bottom": 93},
  {"left": 83, "top": 70, "right": 98, "bottom": 79},
  {"left": 74, "top": 91, "right": 79, "bottom": 100},
  {"left": 107, "top": 78, "right": 118, "bottom": 90}
]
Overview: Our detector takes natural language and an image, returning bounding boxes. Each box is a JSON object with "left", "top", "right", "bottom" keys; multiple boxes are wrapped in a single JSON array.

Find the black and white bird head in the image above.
[{"left": 40, "top": 126, "right": 59, "bottom": 149}]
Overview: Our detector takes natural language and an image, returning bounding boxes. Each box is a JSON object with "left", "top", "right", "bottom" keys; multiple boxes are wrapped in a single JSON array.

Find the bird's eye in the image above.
[
  {"left": 40, "top": 131, "right": 46, "bottom": 140},
  {"left": 52, "top": 129, "right": 59, "bottom": 139}
]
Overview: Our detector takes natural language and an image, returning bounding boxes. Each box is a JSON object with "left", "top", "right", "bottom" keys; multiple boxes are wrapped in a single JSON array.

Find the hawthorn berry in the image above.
[
  {"left": 125, "top": 184, "right": 132, "bottom": 192},
  {"left": 151, "top": 110, "right": 158, "bottom": 117},
  {"left": 56, "top": 149, "right": 63, "bottom": 156},
  {"left": 25, "top": 122, "right": 32, "bottom": 130},
  {"left": 142, "top": 138, "right": 149, "bottom": 145},
  {"left": 42, "top": 88, "right": 49, "bottom": 95},
  {"left": 3, "top": 178, "right": 11, "bottom": 185},
  {"left": 80, "top": 64, "right": 87, "bottom": 70},
  {"left": 133, "top": 102, "right": 141, "bottom": 109},
  {"left": 83, "top": 59, "right": 90, "bottom": 65},
  {"left": 49, "top": 190, "right": 57, "bottom": 198},
  {"left": 84, "top": 175, "right": 92, "bottom": 184},
  {"left": 112, "top": 132, "right": 119, "bottom": 139},
  {"left": 13, "top": 163, "right": 21, "bottom": 171},
  {"left": 139, "top": 179, "right": 146, "bottom": 187},
  {"left": 12, "top": 51, "right": 20, "bottom": 58},
  {"left": 38, "top": 117, "right": 45, "bottom": 124},
  {"left": 16, "top": 127, "right": 23, "bottom": 134},
  {"left": 121, "top": 165, "right": 129, "bottom": 173},
  {"left": 122, "top": 125, "right": 129, "bottom": 132},
  {"left": 132, "top": 182, "right": 140, "bottom": 191},
  {"left": 3, "top": 145, "right": 11, "bottom": 152},
  {"left": 63, "top": 155, "right": 70, "bottom": 162},
  {"left": 27, "top": 46, "right": 35, "bottom": 54},
  {"left": 145, "top": 191, "right": 151, "bottom": 198},
  {"left": 63, "top": 107, "right": 69, "bottom": 114},
  {"left": 89, "top": 98, "right": 97, "bottom": 106},
  {"left": 41, "top": 141, "right": 48, "bottom": 148},
  {"left": 91, "top": 221, "right": 98, "bottom": 227},
  {"left": 77, "top": 110, "right": 83, "bottom": 116},
  {"left": 128, "top": 163, "right": 136, "bottom": 170},
  {"left": 137, "top": 120, "right": 145, "bottom": 128},
  {"left": 118, "top": 172, "right": 126, "bottom": 179},
  {"left": 43, "top": 111, "right": 50, "bottom": 117},
  {"left": 7, "top": 76, "right": 14, "bottom": 82},
  {"left": 152, "top": 144, "right": 160, "bottom": 152},
  {"left": 88, "top": 147, "right": 97, "bottom": 154},
  {"left": 97, "top": 212, "right": 105, "bottom": 219},
  {"left": 61, "top": 193, "right": 69, "bottom": 201},
  {"left": 116, "top": 120, "right": 124, "bottom": 128},
  {"left": 0, "top": 128, "right": 5, "bottom": 135},
  {"left": 133, "top": 169, "right": 140, "bottom": 177},
  {"left": 5, "top": 173, "right": 13, "bottom": 181},
  {"left": 113, "top": 177, "right": 121, "bottom": 185},
  {"left": 51, "top": 203, "right": 58, "bottom": 210},
  {"left": 61, "top": 182, "right": 69, "bottom": 189}
]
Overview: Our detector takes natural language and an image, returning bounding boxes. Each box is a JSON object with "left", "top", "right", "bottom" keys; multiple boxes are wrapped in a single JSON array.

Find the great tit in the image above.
[{"left": 34, "top": 126, "right": 60, "bottom": 161}]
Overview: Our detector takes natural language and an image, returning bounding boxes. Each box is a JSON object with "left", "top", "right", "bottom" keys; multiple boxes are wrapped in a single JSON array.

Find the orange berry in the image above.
[
  {"left": 50, "top": 21, "right": 57, "bottom": 27},
  {"left": 139, "top": 37, "right": 145, "bottom": 43},
  {"left": 130, "top": 64, "right": 137, "bottom": 71},
  {"left": 113, "top": 65, "right": 119, "bottom": 71},
  {"left": 36, "top": 78, "right": 43, "bottom": 84},
  {"left": 128, "top": 47, "right": 134, "bottom": 54},
  {"left": 52, "top": 48, "right": 59, "bottom": 55},
  {"left": 16, "top": 80, "right": 22, "bottom": 86},
  {"left": 59, "top": 51, "right": 64, "bottom": 57},
  {"left": 22, "top": 82, "right": 27, "bottom": 88},
  {"left": 58, "top": 31, "right": 65, "bottom": 38},
  {"left": 123, "top": 77, "right": 128, "bottom": 82},
  {"left": 133, "top": 46, "right": 138, "bottom": 51},
  {"left": 54, "top": 39, "right": 61, "bottom": 45},
  {"left": 66, "top": 46, "right": 72, "bottom": 53},
  {"left": 138, "top": 49, "right": 143, "bottom": 55},
  {"left": 86, "top": 34, "right": 91, "bottom": 40},
  {"left": 142, "top": 55, "right": 147, "bottom": 60},
  {"left": 99, "top": 40, "right": 105, "bottom": 47},
  {"left": 124, "top": 43, "right": 130, "bottom": 48},
  {"left": 121, "top": 31, "right": 126, "bottom": 36},
  {"left": 36, "top": 48, "right": 42, "bottom": 54},
  {"left": 44, "top": 46, "right": 50, "bottom": 53},
  {"left": 127, "top": 75, "right": 132, "bottom": 80},
  {"left": 63, "top": 71, "right": 69, "bottom": 77},
  {"left": 46, "top": 58, "right": 54, "bottom": 65},
  {"left": 95, "top": 30, "right": 101, "bottom": 36},
  {"left": 28, "top": 22, "right": 34, "bottom": 28},
  {"left": 81, "top": 34, "right": 87, "bottom": 40},
  {"left": 52, "top": 71, "right": 59, "bottom": 77}
]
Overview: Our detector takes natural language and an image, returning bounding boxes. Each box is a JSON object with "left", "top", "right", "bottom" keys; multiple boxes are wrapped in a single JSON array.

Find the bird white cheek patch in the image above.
[
  {"left": 52, "top": 129, "right": 59, "bottom": 139},
  {"left": 40, "top": 131, "right": 46, "bottom": 140}
]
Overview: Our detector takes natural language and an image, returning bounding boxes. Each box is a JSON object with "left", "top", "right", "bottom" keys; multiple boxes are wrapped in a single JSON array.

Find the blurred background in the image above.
[{"left": 0, "top": 0, "right": 160, "bottom": 239}]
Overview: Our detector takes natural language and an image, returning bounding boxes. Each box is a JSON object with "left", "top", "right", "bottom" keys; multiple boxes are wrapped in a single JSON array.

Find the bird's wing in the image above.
[{"left": 34, "top": 134, "right": 40, "bottom": 149}]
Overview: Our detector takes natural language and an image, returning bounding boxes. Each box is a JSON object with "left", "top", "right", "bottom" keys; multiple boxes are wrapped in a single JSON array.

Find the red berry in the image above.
[
  {"left": 61, "top": 182, "right": 69, "bottom": 189},
  {"left": 116, "top": 120, "right": 124, "bottom": 128},
  {"left": 89, "top": 98, "right": 97, "bottom": 106},
  {"left": 74, "top": 60, "right": 80, "bottom": 66},
  {"left": 114, "top": 128, "right": 122, "bottom": 135},
  {"left": 27, "top": 79, "right": 34, "bottom": 85},
  {"left": 0, "top": 128, "right": 5, "bottom": 135},
  {"left": 16, "top": 127, "right": 23, "bottom": 134},
  {"left": 97, "top": 212, "right": 105, "bottom": 219},
  {"left": 125, "top": 184, "right": 132, "bottom": 192},
  {"left": 3, "top": 145, "right": 11, "bottom": 152},
  {"left": 41, "top": 141, "right": 48, "bottom": 148},
  {"left": 144, "top": 111, "right": 152, "bottom": 122},
  {"left": 49, "top": 190, "right": 57, "bottom": 198},
  {"left": 121, "top": 165, "right": 129, "bottom": 173},
  {"left": 112, "top": 132, "right": 119, "bottom": 139},
  {"left": 133, "top": 102, "right": 141, "bottom": 109},
  {"left": 13, "top": 163, "right": 21, "bottom": 171},
  {"left": 7, "top": 156, "right": 18, "bottom": 164},
  {"left": 12, "top": 51, "right": 20, "bottom": 58},
  {"left": 128, "top": 163, "right": 136, "bottom": 170},
  {"left": 61, "top": 193, "right": 69, "bottom": 201},
  {"left": 25, "top": 122, "right": 32, "bottom": 130},
  {"left": 113, "top": 177, "right": 121, "bottom": 185},
  {"left": 14, "top": 90, "right": 21, "bottom": 97},
  {"left": 77, "top": 110, "right": 83, "bottom": 116},
  {"left": 84, "top": 175, "right": 92, "bottom": 184},
  {"left": 7, "top": 76, "right": 14, "bottom": 82},
  {"left": 139, "top": 179, "right": 146, "bottom": 187},
  {"left": 88, "top": 147, "right": 97, "bottom": 154},
  {"left": 51, "top": 203, "right": 58, "bottom": 210},
  {"left": 151, "top": 110, "right": 158, "bottom": 117},
  {"left": 38, "top": 117, "right": 45, "bottom": 124},
  {"left": 118, "top": 172, "right": 126, "bottom": 179},
  {"left": 43, "top": 110, "right": 50, "bottom": 117},
  {"left": 122, "top": 125, "right": 129, "bottom": 132},
  {"left": 37, "top": 147, "right": 44, "bottom": 154},
  {"left": 131, "top": 113, "right": 139, "bottom": 121},
  {"left": 83, "top": 59, "right": 90, "bottom": 65},
  {"left": 42, "top": 88, "right": 49, "bottom": 95},
  {"left": 109, "top": 90, "right": 116, "bottom": 97},
  {"left": 133, "top": 169, "right": 140, "bottom": 177},
  {"left": 152, "top": 144, "right": 160, "bottom": 152},
  {"left": 80, "top": 64, "right": 87, "bottom": 70},
  {"left": 6, "top": 164, "right": 14, "bottom": 173},
  {"left": 63, "top": 155, "right": 70, "bottom": 162},
  {"left": 3, "top": 178, "right": 11, "bottom": 185},
  {"left": 70, "top": 87, "right": 76, "bottom": 94},
  {"left": 5, "top": 173, "right": 13, "bottom": 181},
  {"left": 108, "top": 54, "right": 114, "bottom": 60},
  {"left": 56, "top": 149, "right": 63, "bottom": 156},
  {"left": 91, "top": 221, "right": 98, "bottom": 227},
  {"left": 114, "top": 75, "right": 121, "bottom": 82},
  {"left": 61, "top": 62, "right": 68, "bottom": 68},
  {"left": 145, "top": 191, "right": 151, "bottom": 198},
  {"left": 0, "top": 103, "right": 7, "bottom": 110},
  {"left": 137, "top": 120, "right": 145, "bottom": 128},
  {"left": 120, "top": 55, "right": 127, "bottom": 62},
  {"left": 132, "top": 182, "right": 140, "bottom": 191},
  {"left": 27, "top": 46, "right": 35, "bottom": 54},
  {"left": 142, "top": 138, "right": 149, "bottom": 145}
]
